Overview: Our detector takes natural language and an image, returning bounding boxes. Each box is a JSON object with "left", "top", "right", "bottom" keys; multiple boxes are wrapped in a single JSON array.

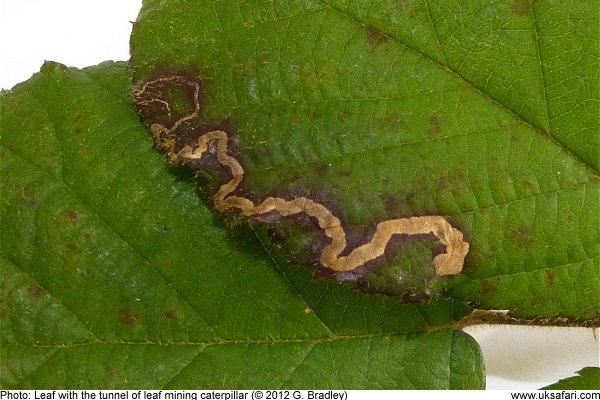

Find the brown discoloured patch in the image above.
[
  {"left": 83, "top": 230, "right": 94, "bottom": 244},
  {"left": 396, "top": 0, "right": 428, "bottom": 18},
  {"left": 512, "top": 0, "right": 532, "bottom": 15},
  {"left": 395, "top": 0, "right": 424, "bottom": 18},
  {"left": 379, "top": 114, "right": 404, "bottom": 128},
  {"left": 165, "top": 309, "right": 180, "bottom": 321},
  {"left": 26, "top": 196, "right": 38, "bottom": 208},
  {"left": 299, "top": 65, "right": 319, "bottom": 85},
  {"left": 68, "top": 211, "right": 79, "bottom": 222},
  {"left": 72, "top": 113, "right": 85, "bottom": 135},
  {"left": 512, "top": 226, "right": 534, "bottom": 249},
  {"left": 427, "top": 115, "right": 441, "bottom": 137},
  {"left": 119, "top": 309, "right": 140, "bottom": 327},
  {"left": 383, "top": 193, "right": 404, "bottom": 214},
  {"left": 365, "top": 27, "right": 391, "bottom": 46},
  {"left": 27, "top": 284, "right": 43, "bottom": 299},
  {"left": 312, "top": 161, "right": 330, "bottom": 176},
  {"left": 437, "top": 171, "right": 467, "bottom": 191},
  {"left": 481, "top": 279, "right": 496, "bottom": 295},
  {"left": 396, "top": 0, "right": 408, "bottom": 9},
  {"left": 545, "top": 270, "right": 556, "bottom": 286},
  {"left": 383, "top": 192, "right": 415, "bottom": 217}
]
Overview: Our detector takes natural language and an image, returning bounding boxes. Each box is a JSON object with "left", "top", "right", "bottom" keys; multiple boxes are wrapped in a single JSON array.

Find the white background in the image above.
[{"left": 1, "top": 0, "right": 598, "bottom": 390}]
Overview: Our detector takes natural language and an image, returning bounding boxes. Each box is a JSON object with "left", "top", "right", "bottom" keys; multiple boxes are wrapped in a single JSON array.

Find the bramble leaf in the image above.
[
  {"left": 130, "top": 0, "right": 599, "bottom": 319},
  {"left": 542, "top": 368, "right": 600, "bottom": 390},
  {"left": 0, "top": 62, "right": 482, "bottom": 389}
]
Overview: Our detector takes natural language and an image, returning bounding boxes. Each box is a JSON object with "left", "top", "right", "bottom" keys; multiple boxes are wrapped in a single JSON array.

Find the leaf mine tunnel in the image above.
[{"left": 133, "top": 73, "right": 470, "bottom": 287}]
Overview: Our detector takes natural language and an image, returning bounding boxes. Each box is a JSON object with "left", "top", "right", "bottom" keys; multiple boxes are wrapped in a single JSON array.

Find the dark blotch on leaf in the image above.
[
  {"left": 437, "top": 171, "right": 467, "bottom": 191},
  {"left": 119, "top": 309, "right": 140, "bottom": 327},
  {"left": 545, "top": 270, "right": 556, "bottom": 286},
  {"left": 512, "top": 0, "right": 531, "bottom": 15},
  {"left": 165, "top": 309, "right": 181, "bottom": 321},
  {"left": 383, "top": 192, "right": 415, "bottom": 218},
  {"left": 311, "top": 161, "right": 330, "bottom": 176},
  {"left": 481, "top": 279, "right": 496, "bottom": 295},
  {"left": 395, "top": 0, "right": 424, "bottom": 18},
  {"left": 27, "top": 284, "right": 43, "bottom": 300},
  {"left": 512, "top": 226, "right": 534, "bottom": 249},
  {"left": 365, "top": 27, "right": 391, "bottom": 46},
  {"left": 68, "top": 211, "right": 79, "bottom": 222},
  {"left": 427, "top": 115, "right": 441, "bottom": 137}
]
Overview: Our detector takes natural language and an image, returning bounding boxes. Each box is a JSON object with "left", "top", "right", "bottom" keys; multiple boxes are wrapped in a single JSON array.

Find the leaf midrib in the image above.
[{"left": 1, "top": 329, "right": 453, "bottom": 348}]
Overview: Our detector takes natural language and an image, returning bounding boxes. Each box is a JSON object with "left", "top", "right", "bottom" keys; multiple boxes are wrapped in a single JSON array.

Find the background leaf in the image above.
[
  {"left": 0, "top": 61, "right": 483, "bottom": 388},
  {"left": 542, "top": 367, "right": 600, "bottom": 390},
  {"left": 129, "top": 0, "right": 599, "bottom": 319}
]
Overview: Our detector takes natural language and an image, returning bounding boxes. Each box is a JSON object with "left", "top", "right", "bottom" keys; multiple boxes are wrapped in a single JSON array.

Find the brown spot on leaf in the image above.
[
  {"left": 365, "top": 27, "right": 390, "bottom": 46},
  {"left": 312, "top": 162, "right": 329, "bottom": 175},
  {"left": 374, "top": 115, "right": 405, "bottom": 133},
  {"left": 545, "top": 270, "right": 556, "bottom": 286},
  {"left": 119, "top": 309, "right": 140, "bottom": 327},
  {"left": 165, "top": 309, "right": 180, "bottom": 321},
  {"left": 383, "top": 192, "right": 415, "bottom": 217},
  {"left": 395, "top": 0, "right": 424, "bottom": 17},
  {"left": 427, "top": 115, "right": 441, "bottom": 137},
  {"left": 512, "top": 226, "right": 534, "bottom": 249},
  {"left": 481, "top": 279, "right": 496, "bottom": 295},
  {"left": 437, "top": 171, "right": 467, "bottom": 191},
  {"left": 512, "top": 0, "right": 531, "bottom": 15},
  {"left": 83, "top": 230, "right": 94, "bottom": 244},
  {"left": 68, "top": 211, "right": 79, "bottom": 222},
  {"left": 27, "top": 284, "right": 43, "bottom": 300}
]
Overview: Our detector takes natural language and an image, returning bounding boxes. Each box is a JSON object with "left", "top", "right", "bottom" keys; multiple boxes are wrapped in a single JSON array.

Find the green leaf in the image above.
[
  {"left": 129, "top": 0, "right": 599, "bottom": 320},
  {"left": 0, "top": 61, "right": 483, "bottom": 388},
  {"left": 542, "top": 367, "right": 600, "bottom": 390}
]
